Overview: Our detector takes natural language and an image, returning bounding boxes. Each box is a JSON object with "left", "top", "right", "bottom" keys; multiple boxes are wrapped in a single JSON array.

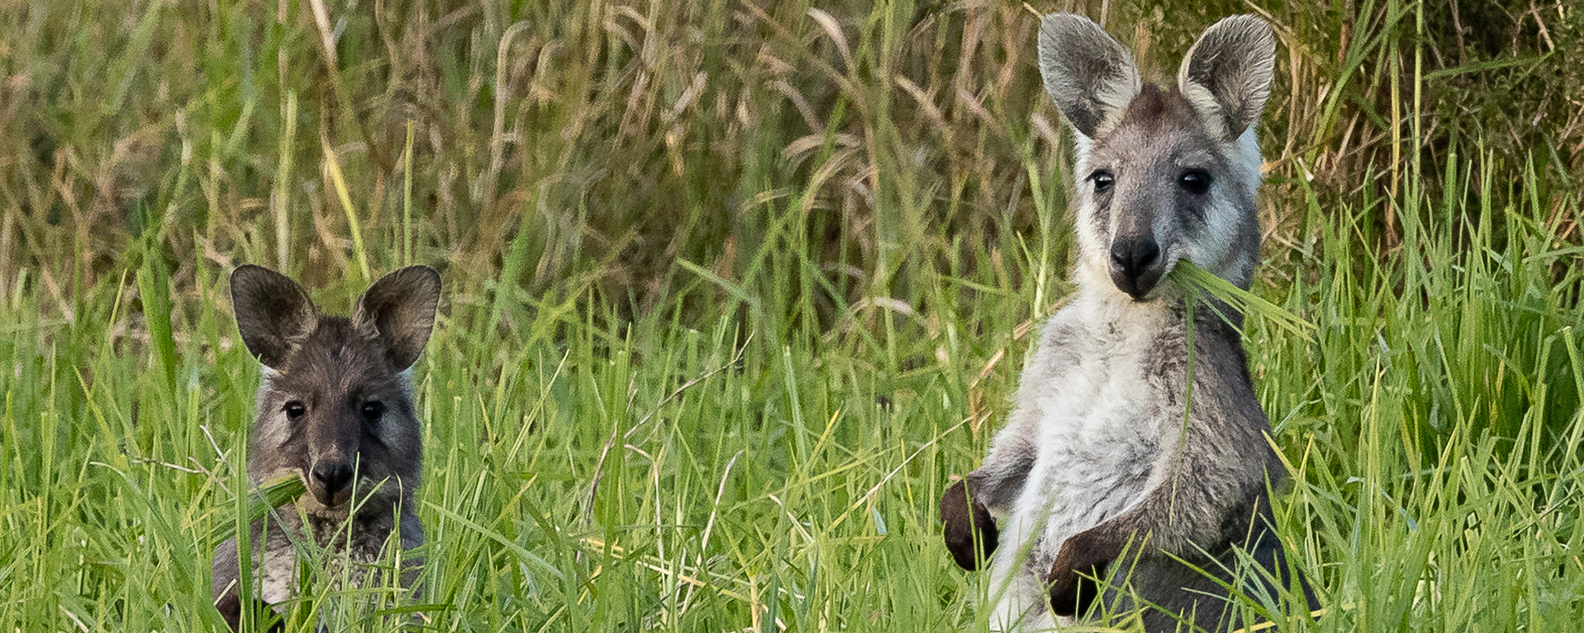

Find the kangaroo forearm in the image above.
[
  {"left": 943, "top": 434, "right": 1030, "bottom": 571},
  {"left": 1100, "top": 468, "right": 1262, "bottom": 557},
  {"left": 967, "top": 452, "right": 1034, "bottom": 514},
  {"left": 941, "top": 479, "right": 999, "bottom": 570}
]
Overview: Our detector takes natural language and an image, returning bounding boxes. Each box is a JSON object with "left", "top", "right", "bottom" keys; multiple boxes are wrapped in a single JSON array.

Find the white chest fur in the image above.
[
  {"left": 255, "top": 505, "right": 405, "bottom": 606},
  {"left": 986, "top": 294, "right": 1175, "bottom": 630},
  {"left": 1007, "top": 294, "right": 1171, "bottom": 564}
]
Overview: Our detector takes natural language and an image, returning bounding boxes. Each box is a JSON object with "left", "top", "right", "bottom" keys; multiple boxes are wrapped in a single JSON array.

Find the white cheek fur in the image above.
[
  {"left": 1186, "top": 127, "right": 1262, "bottom": 281},
  {"left": 1069, "top": 134, "right": 1112, "bottom": 285},
  {"left": 1233, "top": 127, "right": 1263, "bottom": 199},
  {"left": 253, "top": 373, "right": 293, "bottom": 449}
]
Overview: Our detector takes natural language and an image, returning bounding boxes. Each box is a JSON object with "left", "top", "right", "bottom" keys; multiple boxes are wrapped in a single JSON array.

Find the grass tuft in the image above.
[{"left": 0, "top": 1, "right": 1580, "bottom": 632}]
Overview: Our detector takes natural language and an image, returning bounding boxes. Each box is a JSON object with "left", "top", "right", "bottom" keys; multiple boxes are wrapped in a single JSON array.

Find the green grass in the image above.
[{"left": 1, "top": 0, "right": 1582, "bottom": 631}]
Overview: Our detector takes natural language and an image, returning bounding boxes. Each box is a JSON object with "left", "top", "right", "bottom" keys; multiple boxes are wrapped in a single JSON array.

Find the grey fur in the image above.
[
  {"left": 942, "top": 13, "right": 1317, "bottom": 633},
  {"left": 213, "top": 265, "right": 439, "bottom": 630}
]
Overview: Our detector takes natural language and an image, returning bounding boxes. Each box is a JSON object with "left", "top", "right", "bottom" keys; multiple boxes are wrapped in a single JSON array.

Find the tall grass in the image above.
[{"left": 0, "top": 0, "right": 1580, "bottom": 631}]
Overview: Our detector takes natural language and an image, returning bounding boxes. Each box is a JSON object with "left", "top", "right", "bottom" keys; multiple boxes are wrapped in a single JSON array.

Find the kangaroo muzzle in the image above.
[
  {"left": 1109, "top": 235, "right": 1163, "bottom": 300},
  {"left": 309, "top": 457, "right": 356, "bottom": 506}
]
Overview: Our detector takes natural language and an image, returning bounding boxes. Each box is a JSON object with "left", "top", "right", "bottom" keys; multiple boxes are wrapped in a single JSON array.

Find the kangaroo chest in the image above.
[
  {"left": 255, "top": 506, "right": 411, "bottom": 605},
  {"left": 1012, "top": 301, "right": 1176, "bottom": 550}
]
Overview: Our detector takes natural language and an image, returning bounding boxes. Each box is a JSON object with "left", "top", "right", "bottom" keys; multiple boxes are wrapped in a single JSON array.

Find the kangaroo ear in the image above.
[
  {"left": 1037, "top": 13, "right": 1141, "bottom": 139},
  {"left": 231, "top": 265, "right": 318, "bottom": 370},
  {"left": 352, "top": 266, "right": 441, "bottom": 371},
  {"left": 1177, "top": 15, "right": 1277, "bottom": 140}
]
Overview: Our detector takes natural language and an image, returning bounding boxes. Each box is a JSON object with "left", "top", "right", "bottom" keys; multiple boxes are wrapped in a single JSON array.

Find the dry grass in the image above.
[{"left": 0, "top": 1, "right": 1575, "bottom": 318}]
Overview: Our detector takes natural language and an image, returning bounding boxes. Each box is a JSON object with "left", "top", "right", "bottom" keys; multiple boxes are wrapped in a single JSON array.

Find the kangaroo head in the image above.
[
  {"left": 1037, "top": 14, "right": 1276, "bottom": 300},
  {"left": 230, "top": 265, "right": 441, "bottom": 515}
]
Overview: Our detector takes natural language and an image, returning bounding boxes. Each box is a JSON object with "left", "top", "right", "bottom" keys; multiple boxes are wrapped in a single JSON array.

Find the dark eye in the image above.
[
  {"left": 1179, "top": 170, "right": 1212, "bottom": 195},
  {"left": 360, "top": 401, "right": 386, "bottom": 424},
  {"left": 1089, "top": 170, "right": 1115, "bottom": 194},
  {"left": 283, "top": 401, "right": 307, "bottom": 420}
]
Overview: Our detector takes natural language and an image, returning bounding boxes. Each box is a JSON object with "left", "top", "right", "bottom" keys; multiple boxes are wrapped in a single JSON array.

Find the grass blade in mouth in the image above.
[
  {"left": 1169, "top": 260, "right": 1316, "bottom": 343},
  {"left": 208, "top": 473, "right": 308, "bottom": 548}
]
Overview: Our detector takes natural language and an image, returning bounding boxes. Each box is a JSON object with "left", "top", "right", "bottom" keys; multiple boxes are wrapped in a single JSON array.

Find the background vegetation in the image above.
[{"left": 0, "top": 0, "right": 1581, "bottom": 630}]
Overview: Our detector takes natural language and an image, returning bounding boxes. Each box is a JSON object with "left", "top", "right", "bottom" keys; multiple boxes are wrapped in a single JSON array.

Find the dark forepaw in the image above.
[
  {"left": 217, "top": 594, "right": 242, "bottom": 630},
  {"left": 940, "top": 479, "right": 998, "bottom": 571},
  {"left": 216, "top": 594, "right": 284, "bottom": 632},
  {"left": 1047, "top": 530, "right": 1116, "bottom": 617}
]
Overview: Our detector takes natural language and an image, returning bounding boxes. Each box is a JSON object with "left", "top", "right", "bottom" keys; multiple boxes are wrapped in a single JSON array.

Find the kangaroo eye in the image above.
[
  {"left": 360, "top": 401, "right": 386, "bottom": 424},
  {"left": 283, "top": 401, "right": 307, "bottom": 420},
  {"left": 1089, "top": 170, "right": 1115, "bottom": 194},
  {"left": 1179, "top": 170, "right": 1212, "bottom": 195}
]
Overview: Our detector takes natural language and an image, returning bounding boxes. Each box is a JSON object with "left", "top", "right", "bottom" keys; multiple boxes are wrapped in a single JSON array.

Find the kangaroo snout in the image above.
[
  {"left": 310, "top": 459, "right": 356, "bottom": 504},
  {"left": 1109, "top": 235, "right": 1163, "bottom": 300}
]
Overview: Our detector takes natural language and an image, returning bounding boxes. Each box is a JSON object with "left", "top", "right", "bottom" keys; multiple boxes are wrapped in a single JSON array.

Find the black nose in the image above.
[
  {"left": 1109, "top": 236, "right": 1162, "bottom": 299},
  {"left": 1110, "top": 237, "right": 1160, "bottom": 279},
  {"left": 311, "top": 462, "right": 354, "bottom": 495}
]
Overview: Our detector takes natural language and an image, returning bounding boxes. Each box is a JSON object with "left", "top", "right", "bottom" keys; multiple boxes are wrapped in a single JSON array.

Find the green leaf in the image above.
[{"left": 208, "top": 473, "right": 308, "bottom": 548}]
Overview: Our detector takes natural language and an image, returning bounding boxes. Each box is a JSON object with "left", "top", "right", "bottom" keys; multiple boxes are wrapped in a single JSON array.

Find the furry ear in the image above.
[
  {"left": 352, "top": 266, "right": 441, "bottom": 371},
  {"left": 1177, "top": 15, "right": 1277, "bottom": 140},
  {"left": 230, "top": 265, "right": 318, "bottom": 370},
  {"left": 1037, "top": 13, "right": 1141, "bottom": 139}
]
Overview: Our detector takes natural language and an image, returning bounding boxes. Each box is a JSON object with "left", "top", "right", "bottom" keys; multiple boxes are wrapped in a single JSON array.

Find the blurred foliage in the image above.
[{"left": 0, "top": 0, "right": 1576, "bottom": 330}]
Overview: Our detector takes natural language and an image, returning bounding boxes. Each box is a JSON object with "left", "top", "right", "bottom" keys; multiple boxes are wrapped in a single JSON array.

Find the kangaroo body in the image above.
[
  {"left": 211, "top": 488, "right": 424, "bottom": 608},
  {"left": 212, "top": 266, "right": 440, "bottom": 630},
  {"left": 941, "top": 14, "right": 1318, "bottom": 632},
  {"left": 974, "top": 290, "right": 1295, "bottom": 631}
]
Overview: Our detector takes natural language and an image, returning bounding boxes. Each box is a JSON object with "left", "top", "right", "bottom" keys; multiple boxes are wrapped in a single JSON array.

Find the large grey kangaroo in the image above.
[
  {"left": 213, "top": 265, "right": 439, "bottom": 630},
  {"left": 939, "top": 14, "right": 1319, "bottom": 632}
]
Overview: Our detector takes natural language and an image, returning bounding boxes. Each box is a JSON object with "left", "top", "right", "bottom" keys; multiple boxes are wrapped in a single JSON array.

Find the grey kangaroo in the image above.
[
  {"left": 213, "top": 265, "right": 440, "bottom": 630},
  {"left": 939, "top": 14, "right": 1318, "bottom": 632}
]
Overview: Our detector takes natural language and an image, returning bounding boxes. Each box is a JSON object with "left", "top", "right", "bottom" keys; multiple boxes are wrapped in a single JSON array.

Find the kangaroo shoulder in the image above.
[{"left": 1023, "top": 303, "right": 1096, "bottom": 373}]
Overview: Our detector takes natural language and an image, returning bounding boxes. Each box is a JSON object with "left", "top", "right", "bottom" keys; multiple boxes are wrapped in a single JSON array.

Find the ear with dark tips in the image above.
[
  {"left": 352, "top": 266, "right": 442, "bottom": 371},
  {"left": 230, "top": 265, "right": 318, "bottom": 370},
  {"left": 1177, "top": 15, "right": 1277, "bottom": 139},
  {"left": 1037, "top": 13, "right": 1141, "bottom": 139},
  {"left": 941, "top": 479, "right": 999, "bottom": 571}
]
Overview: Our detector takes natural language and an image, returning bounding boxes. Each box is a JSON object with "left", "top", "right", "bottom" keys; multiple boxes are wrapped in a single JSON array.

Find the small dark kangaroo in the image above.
[
  {"left": 212, "top": 265, "right": 440, "bottom": 630},
  {"left": 939, "top": 14, "right": 1319, "bottom": 632}
]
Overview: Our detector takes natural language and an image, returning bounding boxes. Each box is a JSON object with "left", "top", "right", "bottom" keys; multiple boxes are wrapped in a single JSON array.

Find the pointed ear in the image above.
[
  {"left": 352, "top": 266, "right": 441, "bottom": 371},
  {"left": 230, "top": 265, "right": 318, "bottom": 369},
  {"left": 1037, "top": 13, "right": 1141, "bottom": 139},
  {"left": 1177, "top": 15, "right": 1277, "bottom": 140}
]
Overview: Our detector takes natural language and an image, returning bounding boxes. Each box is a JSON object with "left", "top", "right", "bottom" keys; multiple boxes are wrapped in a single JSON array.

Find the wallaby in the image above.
[
  {"left": 940, "top": 14, "right": 1319, "bottom": 632},
  {"left": 212, "top": 265, "right": 440, "bottom": 630}
]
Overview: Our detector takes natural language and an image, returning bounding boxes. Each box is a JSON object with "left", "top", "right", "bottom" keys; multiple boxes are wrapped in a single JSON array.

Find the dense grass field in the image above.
[{"left": 2, "top": 0, "right": 1582, "bottom": 631}]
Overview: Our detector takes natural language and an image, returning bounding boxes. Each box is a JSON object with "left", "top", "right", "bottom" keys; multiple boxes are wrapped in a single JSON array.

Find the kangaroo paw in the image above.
[
  {"left": 941, "top": 479, "right": 998, "bottom": 571},
  {"left": 1047, "top": 528, "right": 1115, "bottom": 617},
  {"left": 216, "top": 594, "right": 284, "bottom": 632}
]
